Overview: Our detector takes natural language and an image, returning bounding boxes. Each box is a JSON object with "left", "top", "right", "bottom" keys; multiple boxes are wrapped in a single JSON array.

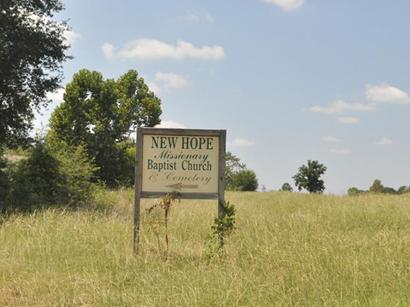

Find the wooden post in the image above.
[
  {"left": 218, "top": 130, "right": 226, "bottom": 218},
  {"left": 133, "top": 128, "right": 143, "bottom": 255}
]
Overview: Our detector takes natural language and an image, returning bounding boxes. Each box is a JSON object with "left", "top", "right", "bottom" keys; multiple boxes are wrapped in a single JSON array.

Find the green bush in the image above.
[
  {"left": 7, "top": 142, "right": 65, "bottom": 211},
  {"left": 6, "top": 140, "right": 97, "bottom": 212},
  {"left": 0, "top": 150, "right": 10, "bottom": 211},
  {"left": 49, "top": 141, "right": 97, "bottom": 206}
]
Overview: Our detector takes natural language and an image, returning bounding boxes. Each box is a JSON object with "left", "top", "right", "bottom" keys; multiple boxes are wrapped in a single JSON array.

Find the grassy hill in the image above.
[{"left": 1, "top": 191, "right": 410, "bottom": 306}]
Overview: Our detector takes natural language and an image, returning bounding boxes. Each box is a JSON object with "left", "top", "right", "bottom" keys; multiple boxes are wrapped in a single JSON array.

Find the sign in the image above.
[{"left": 133, "top": 128, "right": 226, "bottom": 253}]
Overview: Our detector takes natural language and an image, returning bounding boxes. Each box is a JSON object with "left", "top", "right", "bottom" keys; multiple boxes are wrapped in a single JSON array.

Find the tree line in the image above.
[{"left": 348, "top": 180, "right": 410, "bottom": 196}]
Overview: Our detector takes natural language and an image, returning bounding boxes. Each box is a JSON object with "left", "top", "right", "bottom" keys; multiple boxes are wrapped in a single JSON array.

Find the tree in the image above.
[
  {"left": 224, "top": 152, "right": 258, "bottom": 191},
  {"left": 229, "top": 169, "right": 258, "bottom": 191},
  {"left": 48, "top": 69, "right": 161, "bottom": 186},
  {"left": 293, "top": 160, "right": 327, "bottom": 193},
  {"left": 0, "top": 0, "right": 69, "bottom": 147},
  {"left": 347, "top": 187, "right": 364, "bottom": 196},
  {"left": 369, "top": 179, "right": 384, "bottom": 193},
  {"left": 398, "top": 186, "right": 410, "bottom": 194},
  {"left": 225, "top": 152, "right": 245, "bottom": 184},
  {"left": 280, "top": 182, "right": 293, "bottom": 192}
]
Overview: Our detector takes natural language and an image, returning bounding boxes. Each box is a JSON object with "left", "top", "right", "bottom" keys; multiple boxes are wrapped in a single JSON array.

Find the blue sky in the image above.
[{"left": 37, "top": 0, "right": 410, "bottom": 193}]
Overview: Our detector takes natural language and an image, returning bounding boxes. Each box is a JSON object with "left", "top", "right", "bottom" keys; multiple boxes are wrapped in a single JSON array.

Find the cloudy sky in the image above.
[{"left": 37, "top": 0, "right": 410, "bottom": 194}]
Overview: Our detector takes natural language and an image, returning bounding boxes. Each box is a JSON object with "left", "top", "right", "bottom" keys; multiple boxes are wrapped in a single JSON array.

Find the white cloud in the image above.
[
  {"left": 338, "top": 116, "right": 360, "bottom": 124},
  {"left": 147, "top": 82, "right": 161, "bottom": 94},
  {"left": 155, "top": 72, "right": 188, "bottom": 89},
  {"left": 64, "top": 30, "right": 81, "bottom": 46},
  {"left": 322, "top": 136, "right": 342, "bottom": 143},
  {"left": 114, "top": 39, "right": 225, "bottom": 60},
  {"left": 376, "top": 137, "right": 393, "bottom": 146},
  {"left": 228, "top": 138, "right": 255, "bottom": 147},
  {"left": 155, "top": 120, "right": 186, "bottom": 129},
  {"left": 366, "top": 84, "right": 410, "bottom": 104},
  {"left": 263, "top": 0, "right": 304, "bottom": 11},
  {"left": 330, "top": 148, "right": 351, "bottom": 155},
  {"left": 47, "top": 88, "right": 64, "bottom": 102},
  {"left": 310, "top": 100, "right": 375, "bottom": 114},
  {"left": 101, "top": 43, "right": 114, "bottom": 59}
]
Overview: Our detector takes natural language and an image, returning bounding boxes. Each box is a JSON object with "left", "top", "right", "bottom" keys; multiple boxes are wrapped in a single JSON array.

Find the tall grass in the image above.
[{"left": 1, "top": 191, "right": 410, "bottom": 306}]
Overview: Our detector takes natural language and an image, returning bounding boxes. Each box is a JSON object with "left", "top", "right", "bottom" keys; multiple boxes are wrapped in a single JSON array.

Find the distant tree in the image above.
[
  {"left": 398, "top": 186, "right": 410, "bottom": 194},
  {"left": 229, "top": 169, "right": 258, "bottom": 191},
  {"left": 347, "top": 187, "right": 364, "bottom": 196},
  {"left": 48, "top": 69, "right": 161, "bottom": 186},
  {"left": 225, "top": 152, "right": 245, "bottom": 185},
  {"left": 369, "top": 179, "right": 384, "bottom": 193},
  {"left": 381, "top": 186, "right": 397, "bottom": 194},
  {"left": 280, "top": 182, "right": 293, "bottom": 192},
  {"left": 293, "top": 160, "right": 327, "bottom": 193},
  {"left": 0, "top": 0, "right": 70, "bottom": 147},
  {"left": 225, "top": 152, "right": 244, "bottom": 190},
  {"left": 261, "top": 185, "right": 267, "bottom": 192}
]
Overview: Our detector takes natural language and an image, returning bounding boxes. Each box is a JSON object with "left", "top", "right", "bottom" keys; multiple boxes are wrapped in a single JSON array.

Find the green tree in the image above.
[
  {"left": 280, "top": 182, "right": 293, "bottom": 192},
  {"left": 293, "top": 160, "right": 327, "bottom": 193},
  {"left": 0, "top": 0, "right": 70, "bottom": 147},
  {"left": 347, "top": 187, "right": 364, "bottom": 196},
  {"left": 48, "top": 69, "right": 161, "bottom": 186},
  {"left": 229, "top": 169, "right": 258, "bottom": 191},
  {"left": 225, "top": 152, "right": 245, "bottom": 185},
  {"left": 369, "top": 179, "right": 384, "bottom": 193},
  {"left": 224, "top": 152, "right": 258, "bottom": 191},
  {"left": 398, "top": 186, "right": 410, "bottom": 194}
]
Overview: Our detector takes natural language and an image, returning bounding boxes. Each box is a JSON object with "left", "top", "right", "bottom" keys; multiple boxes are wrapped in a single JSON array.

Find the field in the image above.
[{"left": 1, "top": 191, "right": 410, "bottom": 306}]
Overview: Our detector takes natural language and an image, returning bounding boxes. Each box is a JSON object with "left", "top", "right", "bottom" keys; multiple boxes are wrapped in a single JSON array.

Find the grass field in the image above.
[{"left": 1, "top": 191, "right": 410, "bottom": 306}]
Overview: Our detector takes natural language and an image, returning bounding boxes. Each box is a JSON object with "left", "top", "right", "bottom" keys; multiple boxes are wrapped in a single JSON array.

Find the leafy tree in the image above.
[
  {"left": 48, "top": 69, "right": 161, "bottom": 186},
  {"left": 229, "top": 169, "right": 258, "bottom": 191},
  {"left": 347, "top": 187, "right": 364, "bottom": 196},
  {"left": 293, "top": 160, "right": 327, "bottom": 193},
  {"left": 225, "top": 152, "right": 258, "bottom": 191},
  {"left": 225, "top": 152, "right": 245, "bottom": 185},
  {"left": 398, "top": 186, "right": 410, "bottom": 194},
  {"left": 280, "top": 182, "right": 293, "bottom": 192},
  {"left": 369, "top": 179, "right": 384, "bottom": 193},
  {"left": 0, "top": 0, "right": 69, "bottom": 147},
  {"left": 381, "top": 186, "right": 397, "bottom": 194}
]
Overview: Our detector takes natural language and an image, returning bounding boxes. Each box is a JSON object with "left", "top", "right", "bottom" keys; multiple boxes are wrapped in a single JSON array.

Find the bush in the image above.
[
  {"left": 0, "top": 150, "right": 10, "bottom": 211},
  {"left": 49, "top": 141, "right": 97, "bottom": 206},
  {"left": 7, "top": 142, "right": 65, "bottom": 211},
  {"left": 5, "top": 140, "right": 97, "bottom": 212}
]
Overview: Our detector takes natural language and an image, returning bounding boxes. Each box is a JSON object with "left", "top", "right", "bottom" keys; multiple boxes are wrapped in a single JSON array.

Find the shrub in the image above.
[
  {"left": 6, "top": 140, "right": 97, "bottom": 212},
  {"left": 7, "top": 142, "right": 65, "bottom": 211},
  {"left": 0, "top": 150, "right": 10, "bottom": 212},
  {"left": 49, "top": 141, "right": 97, "bottom": 206}
]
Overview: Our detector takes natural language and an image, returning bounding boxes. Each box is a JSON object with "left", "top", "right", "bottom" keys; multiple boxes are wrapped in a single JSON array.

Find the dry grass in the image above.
[{"left": 1, "top": 191, "right": 410, "bottom": 306}]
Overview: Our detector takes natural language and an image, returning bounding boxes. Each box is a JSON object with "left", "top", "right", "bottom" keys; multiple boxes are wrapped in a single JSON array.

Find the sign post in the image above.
[{"left": 133, "top": 128, "right": 226, "bottom": 254}]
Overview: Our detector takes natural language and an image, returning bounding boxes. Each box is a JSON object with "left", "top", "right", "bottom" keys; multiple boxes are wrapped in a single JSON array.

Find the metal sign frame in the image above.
[{"left": 133, "top": 128, "right": 226, "bottom": 254}]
